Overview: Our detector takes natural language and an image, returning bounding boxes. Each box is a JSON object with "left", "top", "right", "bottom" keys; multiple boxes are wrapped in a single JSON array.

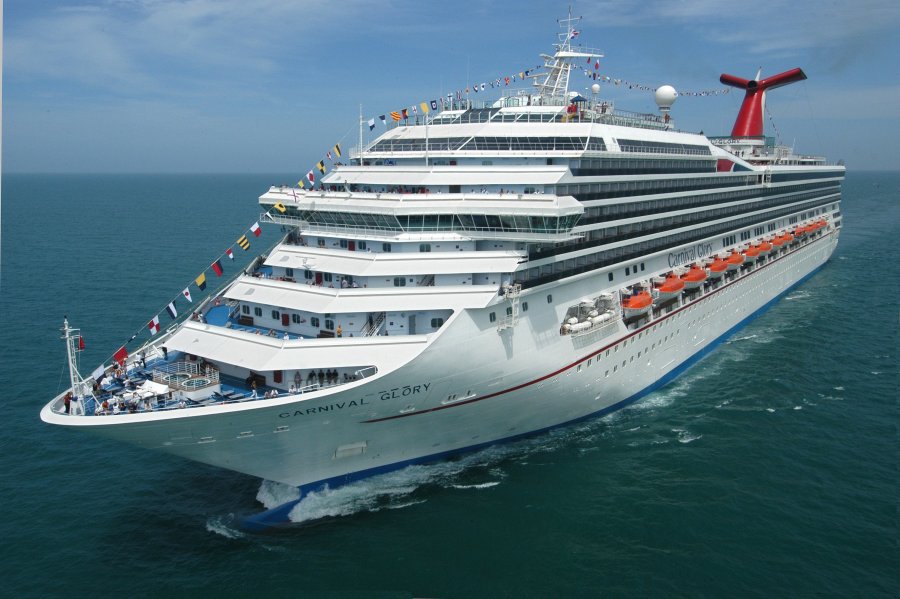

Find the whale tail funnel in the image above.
[{"left": 720, "top": 68, "right": 806, "bottom": 137}]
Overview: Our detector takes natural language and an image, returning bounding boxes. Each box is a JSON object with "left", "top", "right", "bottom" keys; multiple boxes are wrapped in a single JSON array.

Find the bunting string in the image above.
[{"left": 95, "top": 202, "right": 289, "bottom": 375}]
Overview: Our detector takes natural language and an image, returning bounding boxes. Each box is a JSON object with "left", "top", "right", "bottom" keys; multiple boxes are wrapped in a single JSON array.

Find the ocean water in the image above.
[{"left": 0, "top": 172, "right": 896, "bottom": 597}]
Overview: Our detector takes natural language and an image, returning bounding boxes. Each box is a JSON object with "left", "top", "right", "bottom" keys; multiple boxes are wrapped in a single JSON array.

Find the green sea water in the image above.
[{"left": 0, "top": 172, "right": 896, "bottom": 597}]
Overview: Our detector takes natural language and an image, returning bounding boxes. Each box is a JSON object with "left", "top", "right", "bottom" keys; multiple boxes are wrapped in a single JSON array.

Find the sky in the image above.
[{"left": 4, "top": 0, "right": 900, "bottom": 173}]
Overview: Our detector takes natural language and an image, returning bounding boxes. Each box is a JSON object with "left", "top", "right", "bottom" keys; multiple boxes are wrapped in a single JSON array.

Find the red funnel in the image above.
[{"left": 720, "top": 68, "right": 806, "bottom": 137}]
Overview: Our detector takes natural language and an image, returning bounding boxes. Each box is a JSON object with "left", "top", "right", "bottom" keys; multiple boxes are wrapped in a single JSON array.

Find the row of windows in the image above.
[
  {"left": 569, "top": 158, "right": 715, "bottom": 176},
  {"left": 369, "top": 136, "right": 606, "bottom": 153},
  {"left": 518, "top": 197, "right": 835, "bottom": 289},
  {"left": 531, "top": 188, "right": 839, "bottom": 261},
  {"left": 559, "top": 173, "right": 757, "bottom": 200},
  {"left": 285, "top": 208, "right": 582, "bottom": 235},
  {"left": 616, "top": 138, "right": 712, "bottom": 156},
  {"left": 771, "top": 171, "right": 843, "bottom": 182},
  {"left": 573, "top": 181, "right": 839, "bottom": 225}
]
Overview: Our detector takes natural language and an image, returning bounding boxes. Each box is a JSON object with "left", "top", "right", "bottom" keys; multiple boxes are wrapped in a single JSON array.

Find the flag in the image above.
[
  {"left": 250, "top": 222, "right": 261, "bottom": 237},
  {"left": 78, "top": 336, "right": 85, "bottom": 351},
  {"left": 587, "top": 56, "right": 591, "bottom": 64},
  {"left": 91, "top": 365, "right": 105, "bottom": 383},
  {"left": 420, "top": 102, "right": 429, "bottom": 114},
  {"left": 368, "top": 118, "right": 375, "bottom": 130},
  {"left": 411, "top": 104, "right": 418, "bottom": 115},
  {"left": 297, "top": 179, "right": 305, "bottom": 188},
  {"left": 183, "top": 288, "right": 193, "bottom": 303},
  {"left": 326, "top": 151, "right": 333, "bottom": 162},
  {"left": 237, "top": 235, "right": 250, "bottom": 250},
  {"left": 571, "top": 30, "right": 579, "bottom": 38},
  {"left": 481, "top": 83, "right": 485, "bottom": 91},
  {"left": 113, "top": 346, "right": 128, "bottom": 365},
  {"left": 273, "top": 202, "right": 286, "bottom": 213},
  {"left": 430, "top": 100, "right": 438, "bottom": 110},
  {"left": 390, "top": 111, "right": 401, "bottom": 121},
  {"left": 195, "top": 273, "right": 207, "bottom": 291},
  {"left": 316, "top": 161, "right": 326, "bottom": 174},
  {"left": 306, "top": 170, "right": 315, "bottom": 185},
  {"left": 226, "top": 247, "right": 234, "bottom": 260},
  {"left": 595, "top": 60, "right": 599, "bottom": 70},
  {"left": 519, "top": 72, "right": 524, "bottom": 79},
  {"left": 166, "top": 302, "right": 177, "bottom": 319},
  {"left": 473, "top": 85, "right": 478, "bottom": 93},
  {"left": 380, "top": 114, "right": 387, "bottom": 126},
  {"left": 211, "top": 259, "right": 223, "bottom": 277},
  {"left": 333, "top": 143, "right": 342, "bottom": 157},
  {"left": 148, "top": 317, "right": 160, "bottom": 335},
  {"left": 401, "top": 108, "right": 408, "bottom": 120}
]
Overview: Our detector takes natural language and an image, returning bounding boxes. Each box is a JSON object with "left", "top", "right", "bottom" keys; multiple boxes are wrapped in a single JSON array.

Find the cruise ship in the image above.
[{"left": 41, "top": 18, "right": 844, "bottom": 527}]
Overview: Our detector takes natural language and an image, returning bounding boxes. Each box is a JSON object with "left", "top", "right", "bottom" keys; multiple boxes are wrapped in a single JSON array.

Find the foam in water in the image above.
[
  {"left": 256, "top": 479, "right": 301, "bottom": 510},
  {"left": 206, "top": 515, "right": 247, "bottom": 540}
]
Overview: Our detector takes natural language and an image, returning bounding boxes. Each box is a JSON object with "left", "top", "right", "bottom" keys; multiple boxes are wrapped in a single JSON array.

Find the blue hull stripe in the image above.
[{"left": 243, "top": 251, "right": 830, "bottom": 531}]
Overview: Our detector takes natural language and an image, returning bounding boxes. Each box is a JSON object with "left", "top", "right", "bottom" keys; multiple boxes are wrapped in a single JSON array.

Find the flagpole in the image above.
[{"left": 358, "top": 104, "right": 364, "bottom": 166}]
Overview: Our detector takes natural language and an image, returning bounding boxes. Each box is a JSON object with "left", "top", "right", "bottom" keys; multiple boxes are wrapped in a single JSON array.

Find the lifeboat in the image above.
[
  {"left": 771, "top": 236, "right": 785, "bottom": 248},
  {"left": 743, "top": 245, "right": 761, "bottom": 262},
  {"left": 680, "top": 265, "right": 708, "bottom": 288},
  {"left": 707, "top": 258, "right": 728, "bottom": 277},
  {"left": 725, "top": 251, "right": 744, "bottom": 271},
  {"left": 758, "top": 240, "right": 773, "bottom": 255},
  {"left": 655, "top": 273, "right": 685, "bottom": 300},
  {"left": 782, "top": 232, "right": 794, "bottom": 243},
  {"left": 622, "top": 291, "right": 652, "bottom": 318}
]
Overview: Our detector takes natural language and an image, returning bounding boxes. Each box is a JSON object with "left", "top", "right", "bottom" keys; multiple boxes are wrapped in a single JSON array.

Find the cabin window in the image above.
[
  {"left": 285, "top": 268, "right": 294, "bottom": 277},
  {"left": 419, "top": 244, "right": 431, "bottom": 252},
  {"left": 358, "top": 241, "right": 367, "bottom": 250},
  {"left": 254, "top": 307, "right": 263, "bottom": 317},
  {"left": 625, "top": 267, "right": 630, "bottom": 276},
  {"left": 305, "top": 270, "right": 314, "bottom": 280},
  {"left": 325, "top": 319, "right": 334, "bottom": 330},
  {"left": 431, "top": 318, "right": 444, "bottom": 328},
  {"left": 383, "top": 243, "right": 392, "bottom": 252},
  {"left": 271, "top": 310, "right": 280, "bottom": 320},
  {"left": 489, "top": 312, "right": 496, "bottom": 323},
  {"left": 241, "top": 305, "right": 250, "bottom": 314},
  {"left": 522, "top": 302, "right": 529, "bottom": 312},
  {"left": 547, "top": 294, "right": 553, "bottom": 304},
  {"left": 311, "top": 317, "right": 320, "bottom": 327},
  {"left": 608, "top": 273, "right": 614, "bottom": 282},
  {"left": 393, "top": 277, "right": 406, "bottom": 287},
  {"left": 291, "top": 314, "right": 302, "bottom": 324},
  {"left": 323, "top": 273, "right": 333, "bottom": 282},
  {"left": 506, "top": 307, "right": 513, "bottom": 316},
  {"left": 339, "top": 239, "right": 349, "bottom": 248}
]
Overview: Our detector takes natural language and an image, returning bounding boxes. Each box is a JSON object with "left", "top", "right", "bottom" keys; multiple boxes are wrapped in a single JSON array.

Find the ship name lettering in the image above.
[{"left": 279, "top": 397, "right": 371, "bottom": 418}]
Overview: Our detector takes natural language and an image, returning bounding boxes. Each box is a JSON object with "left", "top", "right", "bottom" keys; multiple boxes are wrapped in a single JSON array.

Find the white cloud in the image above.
[{"left": 581, "top": 0, "right": 900, "bottom": 59}]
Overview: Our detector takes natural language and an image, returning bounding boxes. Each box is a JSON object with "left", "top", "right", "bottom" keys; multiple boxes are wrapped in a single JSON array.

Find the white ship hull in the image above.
[{"left": 43, "top": 230, "right": 838, "bottom": 494}]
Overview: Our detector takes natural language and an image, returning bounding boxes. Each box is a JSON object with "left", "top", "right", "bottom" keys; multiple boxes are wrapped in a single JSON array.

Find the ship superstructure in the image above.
[{"left": 42, "top": 17, "right": 843, "bottom": 527}]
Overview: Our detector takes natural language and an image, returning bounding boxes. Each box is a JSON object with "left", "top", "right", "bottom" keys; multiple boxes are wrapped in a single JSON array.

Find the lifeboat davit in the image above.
[
  {"left": 725, "top": 251, "right": 744, "bottom": 271},
  {"left": 743, "top": 245, "right": 761, "bottom": 262},
  {"left": 622, "top": 291, "right": 652, "bottom": 317},
  {"left": 655, "top": 273, "right": 685, "bottom": 299},
  {"left": 681, "top": 265, "right": 708, "bottom": 288},
  {"left": 707, "top": 258, "right": 728, "bottom": 277}
]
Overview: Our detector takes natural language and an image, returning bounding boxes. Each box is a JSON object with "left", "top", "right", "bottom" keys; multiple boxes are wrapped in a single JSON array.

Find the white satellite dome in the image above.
[
  {"left": 655, "top": 85, "right": 677, "bottom": 108},
  {"left": 591, "top": 83, "right": 601, "bottom": 94}
]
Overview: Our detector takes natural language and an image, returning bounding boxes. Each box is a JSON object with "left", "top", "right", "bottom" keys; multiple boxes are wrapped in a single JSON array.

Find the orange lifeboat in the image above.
[
  {"left": 758, "top": 240, "right": 773, "bottom": 255},
  {"left": 782, "top": 232, "right": 794, "bottom": 243},
  {"left": 743, "top": 245, "right": 761, "bottom": 262},
  {"left": 707, "top": 258, "right": 728, "bottom": 277},
  {"left": 681, "top": 265, "right": 708, "bottom": 288},
  {"left": 726, "top": 251, "right": 744, "bottom": 271},
  {"left": 622, "top": 291, "right": 652, "bottom": 317},
  {"left": 771, "top": 236, "right": 785, "bottom": 248},
  {"left": 655, "top": 273, "right": 685, "bottom": 299}
]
